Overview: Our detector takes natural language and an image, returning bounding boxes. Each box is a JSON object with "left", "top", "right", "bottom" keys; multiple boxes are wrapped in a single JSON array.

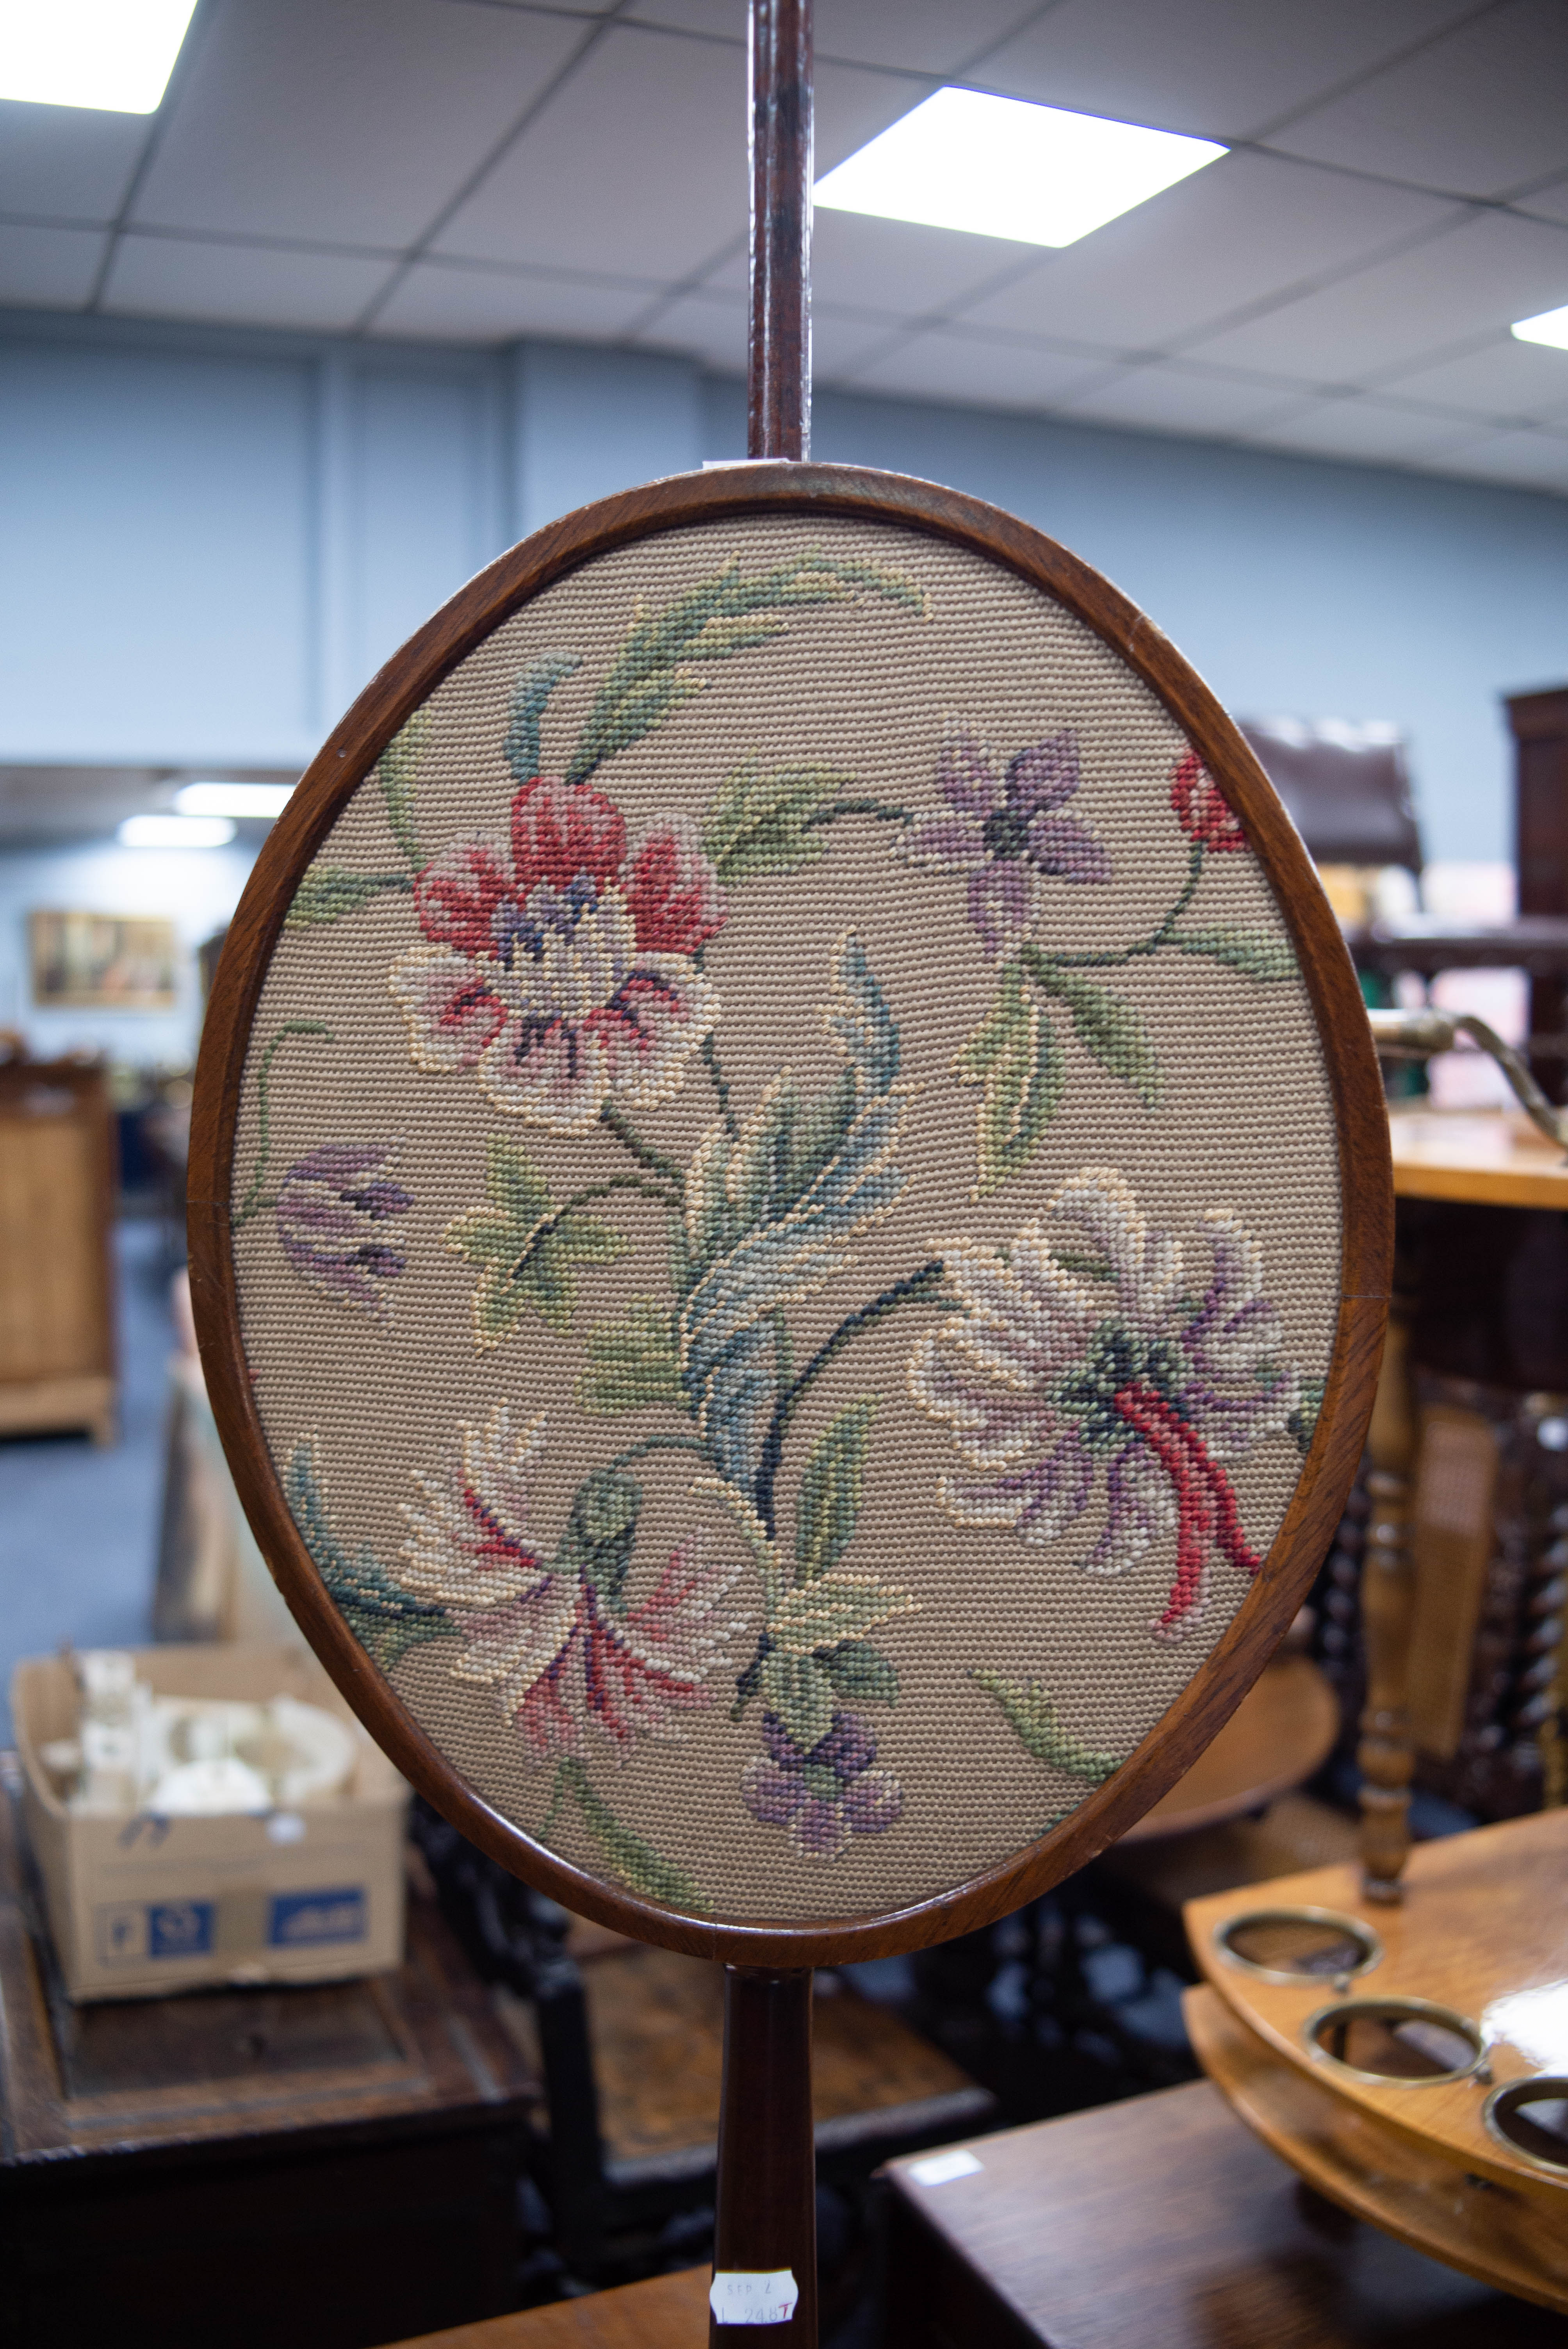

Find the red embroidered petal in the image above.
[
  {"left": 510, "top": 777, "right": 626, "bottom": 897},
  {"left": 624, "top": 821, "right": 728, "bottom": 954},
  {"left": 413, "top": 839, "right": 513, "bottom": 953}
]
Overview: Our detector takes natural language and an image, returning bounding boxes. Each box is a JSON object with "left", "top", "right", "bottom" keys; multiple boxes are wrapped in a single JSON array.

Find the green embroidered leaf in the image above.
[
  {"left": 578, "top": 1298, "right": 685, "bottom": 1415},
  {"left": 555, "top": 1761, "right": 710, "bottom": 1913},
  {"left": 555, "top": 1469, "right": 641, "bottom": 1613},
  {"left": 567, "top": 554, "right": 923, "bottom": 784},
  {"left": 795, "top": 1400, "right": 875, "bottom": 1582},
  {"left": 445, "top": 1137, "right": 631, "bottom": 1342},
  {"left": 1171, "top": 926, "right": 1299, "bottom": 983},
  {"left": 1288, "top": 1374, "right": 1326, "bottom": 1457},
  {"left": 761, "top": 1649, "right": 836, "bottom": 1751},
  {"left": 956, "top": 966, "right": 1066, "bottom": 1196},
  {"left": 375, "top": 709, "right": 430, "bottom": 869},
  {"left": 702, "top": 760, "right": 852, "bottom": 884},
  {"left": 973, "top": 1670, "right": 1124, "bottom": 1785},
  {"left": 285, "top": 868, "right": 413, "bottom": 928},
  {"left": 503, "top": 653, "right": 583, "bottom": 783},
  {"left": 820, "top": 1638, "right": 899, "bottom": 1705},
  {"left": 770, "top": 1569, "right": 918, "bottom": 1655},
  {"left": 284, "top": 1438, "right": 451, "bottom": 1673},
  {"left": 1029, "top": 965, "right": 1161, "bottom": 1110}
]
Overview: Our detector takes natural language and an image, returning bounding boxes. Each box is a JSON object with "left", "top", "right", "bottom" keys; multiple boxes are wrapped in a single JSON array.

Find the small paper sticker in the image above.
[
  {"left": 709, "top": 2269, "right": 800, "bottom": 2326},
  {"left": 908, "top": 2148, "right": 983, "bottom": 2188}
]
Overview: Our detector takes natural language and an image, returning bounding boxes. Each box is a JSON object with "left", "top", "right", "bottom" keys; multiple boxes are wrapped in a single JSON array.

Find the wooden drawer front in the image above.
[{"left": 0, "top": 1116, "right": 109, "bottom": 1382}]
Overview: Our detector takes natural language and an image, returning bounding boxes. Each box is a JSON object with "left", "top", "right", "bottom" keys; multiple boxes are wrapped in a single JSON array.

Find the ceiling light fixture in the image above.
[
  {"left": 816, "top": 87, "right": 1225, "bottom": 250},
  {"left": 1512, "top": 303, "right": 1568, "bottom": 353},
  {"left": 118, "top": 814, "right": 236, "bottom": 849},
  {"left": 0, "top": 0, "right": 199, "bottom": 115},
  {"left": 173, "top": 781, "right": 295, "bottom": 819}
]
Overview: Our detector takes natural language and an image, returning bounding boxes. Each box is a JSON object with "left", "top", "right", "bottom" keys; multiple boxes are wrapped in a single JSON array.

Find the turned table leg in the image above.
[{"left": 1358, "top": 1269, "right": 1418, "bottom": 1903}]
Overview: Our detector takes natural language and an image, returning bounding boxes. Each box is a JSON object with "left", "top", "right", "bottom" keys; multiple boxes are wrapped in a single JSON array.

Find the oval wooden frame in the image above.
[{"left": 189, "top": 461, "right": 1391, "bottom": 1967}]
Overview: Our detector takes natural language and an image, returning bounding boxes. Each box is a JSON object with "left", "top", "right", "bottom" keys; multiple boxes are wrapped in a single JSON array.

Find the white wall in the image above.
[{"left": 2, "top": 307, "right": 1567, "bottom": 1069}]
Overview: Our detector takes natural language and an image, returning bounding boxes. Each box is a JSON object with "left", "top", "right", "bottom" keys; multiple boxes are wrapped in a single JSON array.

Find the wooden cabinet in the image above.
[{"left": 0, "top": 1061, "right": 117, "bottom": 1444}]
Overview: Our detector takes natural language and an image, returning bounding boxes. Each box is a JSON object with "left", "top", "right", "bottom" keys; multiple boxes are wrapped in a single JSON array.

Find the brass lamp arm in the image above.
[{"left": 1365, "top": 1007, "right": 1568, "bottom": 1155}]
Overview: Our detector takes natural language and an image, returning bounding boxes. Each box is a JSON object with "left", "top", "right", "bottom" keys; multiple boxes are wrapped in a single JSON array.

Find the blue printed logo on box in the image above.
[
  {"left": 95, "top": 1899, "right": 216, "bottom": 1961},
  {"left": 268, "top": 1887, "right": 366, "bottom": 1947}
]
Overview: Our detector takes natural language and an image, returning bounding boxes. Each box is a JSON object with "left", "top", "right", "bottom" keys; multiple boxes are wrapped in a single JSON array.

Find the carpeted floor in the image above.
[{"left": 0, "top": 1218, "right": 175, "bottom": 1742}]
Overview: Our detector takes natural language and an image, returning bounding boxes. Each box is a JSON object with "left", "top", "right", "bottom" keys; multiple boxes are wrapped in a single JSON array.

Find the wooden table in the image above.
[
  {"left": 0, "top": 1759, "right": 540, "bottom": 2349},
  {"left": 880, "top": 2078, "right": 1563, "bottom": 2348},
  {"left": 1358, "top": 1109, "right": 1568, "bottom": 1897},
  {"left": 1119, "top": 1655, "right": 1339, "bottom": 1845},
  {"left": 388, "top": 2269, "right": 709, "bottom": 2349}
]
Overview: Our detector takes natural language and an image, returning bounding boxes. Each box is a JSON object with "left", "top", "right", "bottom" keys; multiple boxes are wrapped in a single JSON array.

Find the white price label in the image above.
[{"left": 709, "top": 2269, "right": 800, "bottom": 2326}]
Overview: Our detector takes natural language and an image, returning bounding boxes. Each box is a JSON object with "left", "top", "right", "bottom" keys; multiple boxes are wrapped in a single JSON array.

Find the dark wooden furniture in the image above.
[
  {"left": 881, "top": 2078, "right": 1564, "bottom": 2349},
  {"left": 389, "top": 2269, "right": 709, "bottom": 2349},
  {"left": 0, "top": 1759, "right": 540, "bottom": 2349},
  {"left": 1511, "top": 687, "right": 1568, "bottom": 1101},
  {"left": 0, "top": 1059, "right": 116, "bottom": 1444}
]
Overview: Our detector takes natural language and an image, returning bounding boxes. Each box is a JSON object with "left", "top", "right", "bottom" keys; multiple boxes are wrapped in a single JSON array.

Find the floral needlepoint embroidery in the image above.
[
  {"left": 741, "top": 1710, "right": 903, "bottom": 1859},
  {"left": 909, "top": 1169, "right": 1299, "bottom": 1642},
  {"left": 1170, "top": 748, "right": 1247, "bottom": 854},
  {"left": 394, "top": 1405, "right": 742, "bottom": 1758},
  {"left": 898, "top": 727, "right": 1111, "bottom": 959},
  {"left": 275, "top": 1142, "right": 413, "bottom": 1316},
  {"left": 390, "top": 781, "right": 725, "bottom": 1133}
]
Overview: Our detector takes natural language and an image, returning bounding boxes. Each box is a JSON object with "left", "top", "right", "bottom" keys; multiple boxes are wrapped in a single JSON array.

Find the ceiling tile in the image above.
[
  {"left": 370, "top": 259, "right": 657, "bottom": 344},
  {"left": 838, "top": 327, "right": 1111, "bottom": 412},
  {"left": 1265, "top": 0, "right": 1568, "bottom": 201},
  {"left": 813, "top": 306, "right": 908, "bottom": 378},
  {"left": 1242, "top": 396, "right": 1482, "bottom": 467},
  {"left": 100, "top": 234, "right": 393, "bottom": 331},
  {"left": 0, "top": 222, "right": 107, "bottom": 309},
  {"left": 955, "top": 150, "right": 1457, "bottom": 352},
  {"left": 1059, "top": 361, "right": 1310, "bottom": 437},
  {"left": 627, "top": 0, "right": 1037, "bottom": 76},
  {"left": 1516, "top": 176, "right": 1568, "bottom": 227},
  {"left": 707, "top": 207, "right": 1034, "bottom": 321},
  {"left": 433, "top": 24, "right": 747, "bottom": 276},
  {"left": 1186, "top": 210, "right": 1568, "bottom": 383},
  {"left": 968, "top": 0, "right": 1474, "bottom": 143},
  {"left": 1427, "top": 425, "right": 1568, "bottom": 493},
  {"left": 1373, "top": 335, "right": 1568, "bottom": 422},
  {"left": 130, "top": 0, "right": 584, "bottom": 246},
  {"left": 811, "top": 57, "right": 945, "bottom": 176},
  {"left": 0, "top": 101, "right": 148, "bottom": 221}
]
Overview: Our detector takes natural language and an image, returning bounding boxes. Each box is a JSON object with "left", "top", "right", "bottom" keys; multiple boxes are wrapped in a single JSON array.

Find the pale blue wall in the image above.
[{"left": 2, "top": 308, "right": 1567, "bottom": 1066}]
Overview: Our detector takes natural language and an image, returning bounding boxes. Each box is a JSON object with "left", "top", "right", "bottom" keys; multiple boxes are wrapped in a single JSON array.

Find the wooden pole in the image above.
[
  {"left": 748, "top": 0, "right": 813, "bottom": 460},
  {"left": 710, "top": 1966, "right": 818, "bottom": 2345},
  {"left": 1358, "top": 1261, "right": 1418, "bottom": 1901}
]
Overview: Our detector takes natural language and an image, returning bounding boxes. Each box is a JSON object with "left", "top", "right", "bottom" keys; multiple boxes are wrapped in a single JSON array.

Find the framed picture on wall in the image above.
[{"left": 30, "top": 911, "right": 181, "bottom": 1011}]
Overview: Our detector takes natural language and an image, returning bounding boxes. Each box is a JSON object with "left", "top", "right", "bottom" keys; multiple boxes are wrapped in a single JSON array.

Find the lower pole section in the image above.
[{"left": 710, "top": 1964, "right": 817, "bottom": 2345}]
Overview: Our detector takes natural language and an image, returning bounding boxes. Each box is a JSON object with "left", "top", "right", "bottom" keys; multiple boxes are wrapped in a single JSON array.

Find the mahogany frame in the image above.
[{"left": 189, "top": 460, "right": 1392, "bottom": 1969}]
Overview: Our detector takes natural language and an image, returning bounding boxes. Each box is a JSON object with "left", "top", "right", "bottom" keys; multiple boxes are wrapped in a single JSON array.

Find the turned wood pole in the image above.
[
  {"left": 710, "top": 1967, "right": 818, "bottom": 2344},
  {"left": 748, "top": 0, "right": 813, "bottom": 460},
  {"left": 1358, "top": 1254, "right": 1419, "bottom": 1901}
]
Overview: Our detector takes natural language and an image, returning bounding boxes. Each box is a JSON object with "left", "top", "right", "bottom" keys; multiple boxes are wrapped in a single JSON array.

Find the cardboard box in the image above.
[{"left": 13, "top": 1641, "right": 408, "bottom": 2002}]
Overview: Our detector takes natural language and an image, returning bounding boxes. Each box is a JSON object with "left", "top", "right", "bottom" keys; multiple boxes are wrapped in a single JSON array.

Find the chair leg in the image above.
[{"left": 1359, "top": 1267, "right": 1418, "bottom": 1901}]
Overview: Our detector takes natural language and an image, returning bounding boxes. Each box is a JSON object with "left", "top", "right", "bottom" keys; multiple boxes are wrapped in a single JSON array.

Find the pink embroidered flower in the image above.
[
  {"left": 909, "top": 1170, "right": 1299, "bottom": 1643},
  {"left": 897, "top": 728, "right": 1111, "bottom": 960},
  {"left": 396, "top": 1406, "right": 740, "bottom": 1759},
  {"left": 390, "top": 779, "right": 727, "bottom": 1134},
  {"left": 741, "top": 1711, "right": 903, "bottom": 1860},
  {"left": 1170, "top": 749, "right": 1247, "bottom": 854}
]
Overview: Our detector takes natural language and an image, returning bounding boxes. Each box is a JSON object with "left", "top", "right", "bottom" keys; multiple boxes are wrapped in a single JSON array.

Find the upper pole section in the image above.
[{"left": 748, "top": 0, "right": 813, "bottom": 461}]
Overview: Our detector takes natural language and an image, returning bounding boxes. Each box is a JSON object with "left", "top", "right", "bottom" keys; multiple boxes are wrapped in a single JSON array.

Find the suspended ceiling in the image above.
[{"left": 3, "top": 0, "right": 1568, "bottom": 493}]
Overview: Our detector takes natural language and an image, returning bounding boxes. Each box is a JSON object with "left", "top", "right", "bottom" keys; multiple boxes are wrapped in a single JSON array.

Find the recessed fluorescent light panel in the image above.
[
  {"left": 816, "top": 87, "right": 1225, "bottom": 249},
  {"left": 0, "top": 0, "right": 199, "bottom": 115},
  {"left": 1513, "top": 304, "right": 1568, "bottom": 353},
  {"left": 173, "top": 781, "right": 295, "bottom": 819},
  {"left": 119, "top": 814, "right": 236, "bottom": 849}
]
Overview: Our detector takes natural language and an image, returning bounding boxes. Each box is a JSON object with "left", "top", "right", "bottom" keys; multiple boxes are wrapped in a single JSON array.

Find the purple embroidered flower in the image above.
[
  {"left": 909, "top": 1169, "right": 1300, "bottom": 1643},
  {"left": 741, "top": 1710, "right": 903, "bottom": 1860},
  {"left": 276, "top": 1142, "right": 413, "bottom": 1317},
  {"left": 898, "top": 729, "right": 1111, "bottom": 959}
]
